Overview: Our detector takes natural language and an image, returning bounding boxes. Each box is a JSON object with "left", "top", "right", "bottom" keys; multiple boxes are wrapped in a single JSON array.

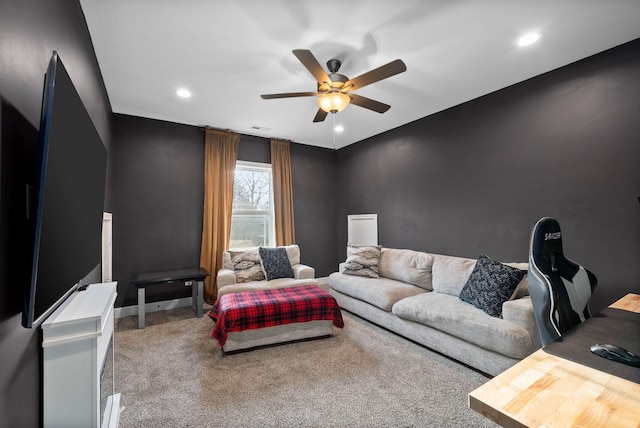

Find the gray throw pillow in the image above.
[
  {"left": 343, "top": 243, "right": 382, "bottom": 278},
  {"left": 228, "top": 250, "right": 265, "bottom": 283},
  {"left": 259, "top": 247, "right": 294, "bottom": 280},
  {"left": 459, "top": 254, "right": 527, "bottom": 317}
]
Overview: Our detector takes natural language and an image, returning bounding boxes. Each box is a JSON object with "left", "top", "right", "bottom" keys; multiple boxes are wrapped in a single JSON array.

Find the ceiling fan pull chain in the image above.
[{"left": 332, "top": 113, "right": 336, "bottom": 151}]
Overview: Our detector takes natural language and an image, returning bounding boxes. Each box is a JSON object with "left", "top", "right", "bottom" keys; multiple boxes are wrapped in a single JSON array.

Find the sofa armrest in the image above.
[
  {"left": 502, "top": 296, "right": 541, "bottom": 351},
  {"left": 216, "top": 268, "right": 237, "bottom": 292},
  {"left": 292, "top": 264, "right": 315, "bottom": 279}
]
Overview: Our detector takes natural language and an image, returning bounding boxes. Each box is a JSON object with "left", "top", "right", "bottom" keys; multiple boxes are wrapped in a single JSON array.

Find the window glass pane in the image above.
[{"left": 229, "top": 162, "right": 275, "bottom": 249}]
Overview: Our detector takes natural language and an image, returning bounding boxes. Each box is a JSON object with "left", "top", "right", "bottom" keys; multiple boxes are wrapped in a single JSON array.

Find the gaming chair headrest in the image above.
[{"left": 530, "top": 217, "right": 571, "bottom": 276}]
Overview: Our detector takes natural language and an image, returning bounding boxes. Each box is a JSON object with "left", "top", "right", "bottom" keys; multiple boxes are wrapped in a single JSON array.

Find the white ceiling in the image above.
[{"left": 80, "top": 1, "right": 640, "bottom": 150}]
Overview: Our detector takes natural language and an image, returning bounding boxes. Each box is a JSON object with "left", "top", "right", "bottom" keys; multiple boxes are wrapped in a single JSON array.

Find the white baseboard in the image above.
[{"left": 114, "top": 297, "right": 192, "bottom": 319}]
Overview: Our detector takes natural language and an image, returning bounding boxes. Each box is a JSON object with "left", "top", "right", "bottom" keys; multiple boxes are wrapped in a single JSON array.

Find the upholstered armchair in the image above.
[{"left": 216, "top": 244, "right": 317, "bottom": 298}]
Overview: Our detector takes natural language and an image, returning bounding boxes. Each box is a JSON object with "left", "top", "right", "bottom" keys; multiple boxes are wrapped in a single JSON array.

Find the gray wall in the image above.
[
  {"left": 291, "top": 143, "right": 338, "bottom": 275},
  {"left": 336, "top": 40, "right": 640, "bottom": 313},
  {"left": 0, "top": 1, "right": 112, "bottom": 425},
  {"left": 112, "top": 115, "right": 204, "bottom": 306},
  {"left": 112, "top": 115, "right": 337, "bottom": 307}
]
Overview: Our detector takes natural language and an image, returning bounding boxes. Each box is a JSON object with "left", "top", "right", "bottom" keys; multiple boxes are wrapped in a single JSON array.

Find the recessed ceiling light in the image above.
[
  {"left": 334, "top": 125, "right": 344, "bottom": 133},
  {"left": 517, "top": 32, "right": 542, "bottom": 47},
  {"left": 176, "top": 88, "right": 191, "bottom": 98}
]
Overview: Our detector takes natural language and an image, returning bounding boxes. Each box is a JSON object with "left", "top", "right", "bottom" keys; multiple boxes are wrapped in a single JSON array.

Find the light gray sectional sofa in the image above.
[{"left": 329, "top": 248, "right": 541, "bottom": 376}]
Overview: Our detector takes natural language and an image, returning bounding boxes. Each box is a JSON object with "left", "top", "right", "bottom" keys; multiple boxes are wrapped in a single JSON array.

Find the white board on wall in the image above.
[{"left": 348, "top": 214, "right": 378, "bottom": 246}]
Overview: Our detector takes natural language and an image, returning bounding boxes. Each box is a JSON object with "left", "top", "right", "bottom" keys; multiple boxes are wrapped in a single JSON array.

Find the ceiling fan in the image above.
[{"left": 261, "top": 49, "right": 407, "bottom": 123}]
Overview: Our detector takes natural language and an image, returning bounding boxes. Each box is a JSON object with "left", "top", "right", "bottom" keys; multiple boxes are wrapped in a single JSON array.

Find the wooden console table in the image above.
[
  {"left": 469, "top": 293, "right": 640, "bottom": 427},
  {"left": 132, "top": 267, "right": 209, "bottom": 328}
]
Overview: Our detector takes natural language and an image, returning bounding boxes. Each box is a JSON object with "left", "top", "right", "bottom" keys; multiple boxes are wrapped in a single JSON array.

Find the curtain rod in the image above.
[
  {"left": 200, "top": 125, "right": 294, "bottom": 143},
  {"left": 201, "top": 125, "right": 234, "bottom": 133}
]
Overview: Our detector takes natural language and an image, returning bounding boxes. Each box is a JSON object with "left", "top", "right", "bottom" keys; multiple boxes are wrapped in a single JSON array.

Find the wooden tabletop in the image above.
[{"left": 469, "top": 293, "right": 640, "bottom": 428}]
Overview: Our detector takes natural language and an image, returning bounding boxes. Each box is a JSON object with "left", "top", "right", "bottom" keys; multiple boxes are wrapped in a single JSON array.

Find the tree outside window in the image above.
[{"left": 229, "top": 161, "right": 275, "bottom": 249}]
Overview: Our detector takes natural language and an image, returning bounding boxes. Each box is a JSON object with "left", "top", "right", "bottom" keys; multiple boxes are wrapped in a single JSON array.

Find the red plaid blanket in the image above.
[{"left": 209, "top": 285, "right": 344, "bottom": 346}]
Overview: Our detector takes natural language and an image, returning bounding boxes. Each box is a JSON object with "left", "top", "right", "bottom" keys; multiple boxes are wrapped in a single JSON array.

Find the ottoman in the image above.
[{"left": 209, "top": 285, "right": 344, "bottom": 353}]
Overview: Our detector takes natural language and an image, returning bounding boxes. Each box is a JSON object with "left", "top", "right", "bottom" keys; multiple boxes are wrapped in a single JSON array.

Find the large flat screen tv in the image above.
[{"left": 22, "top": 51, "right": 108, "bottom": 328}]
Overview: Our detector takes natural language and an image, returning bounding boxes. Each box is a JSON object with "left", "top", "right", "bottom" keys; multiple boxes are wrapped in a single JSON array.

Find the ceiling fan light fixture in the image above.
[{"left": 318, "top": 92, "right": 350, "bottom": 113}]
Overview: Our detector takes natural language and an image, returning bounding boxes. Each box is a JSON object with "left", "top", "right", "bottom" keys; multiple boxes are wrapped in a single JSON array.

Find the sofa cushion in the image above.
[
  {"left": 459, "top": 254, "right": 527, "bottom": 317},
  {"left": 392, "top": 292, "right": 532, "bottom": 358},
  {"left": 431, "top": 255, "right": 476, "bottom": 296},
  {"left": 502, "top": 262, "right": 529, "bottom": 299},
  {"left": 228, "top": 250, "right": 265, "bottom": 283},
  {"left": 329, "top": 272, "right": 426, "bottom": 312},
  {"left": 259, "top": 247, "right": 295, "bottom": 280},
  {"left": 343, "top": 244, "right": 382, "bottom": 278},
  {"left": 378, "top": 248, "right": 434, "bottom": 290}
]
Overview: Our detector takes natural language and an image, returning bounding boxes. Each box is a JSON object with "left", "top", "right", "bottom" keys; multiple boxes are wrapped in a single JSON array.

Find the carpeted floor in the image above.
[{"left": 114, "top": 305, "right": 498, "bottom": 427}]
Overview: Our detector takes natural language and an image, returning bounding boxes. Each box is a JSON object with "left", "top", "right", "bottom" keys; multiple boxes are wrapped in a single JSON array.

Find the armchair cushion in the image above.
[{"left": 282, "top": 244, "right": 301, "bottom": 266}]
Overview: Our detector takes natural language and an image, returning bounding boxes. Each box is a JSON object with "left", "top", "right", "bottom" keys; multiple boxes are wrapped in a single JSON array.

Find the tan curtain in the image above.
[
  {"left": 270, "top": 139, "right": 296, "bottom": 246},
  {"left": 200, "top": 128, "right": 239, "bottom": 303}
]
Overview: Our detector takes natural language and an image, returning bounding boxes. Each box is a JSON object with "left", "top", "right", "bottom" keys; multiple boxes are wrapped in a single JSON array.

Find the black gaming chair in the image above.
[{"left": 528, "top": 217, "right": 598, "bottom": 347}]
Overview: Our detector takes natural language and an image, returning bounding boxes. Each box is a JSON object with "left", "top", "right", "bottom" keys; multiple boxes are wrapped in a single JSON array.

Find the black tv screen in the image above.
[{"left": 22, "top": 51, "right": 108, "bottom": 328}]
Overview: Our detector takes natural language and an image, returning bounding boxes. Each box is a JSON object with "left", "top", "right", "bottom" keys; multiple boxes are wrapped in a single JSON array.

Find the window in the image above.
[{"left": 229, "top": 161, "right": 276, "bottom": 249}]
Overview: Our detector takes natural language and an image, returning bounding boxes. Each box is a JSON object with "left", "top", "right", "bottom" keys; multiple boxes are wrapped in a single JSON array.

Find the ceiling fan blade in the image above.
[
  {"left": 313, "top": 109, "right": 328, "bottom": 123},
  {"left": 344, "top": 59, "right": 406, "bottom": 91},
  {"left": 261, "top": 91, "right": 318, "bottom": 99},
  {"left": 292, "top": 49, "right": 331, "bottom": 85},
  {"left": 349, "top": 94, "right": 391, "bottom": 113}
]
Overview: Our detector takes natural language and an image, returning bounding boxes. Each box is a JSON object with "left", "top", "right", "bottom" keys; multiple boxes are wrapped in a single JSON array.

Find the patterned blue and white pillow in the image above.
[
  {"left": 259, "top": 247, "right": 294, "bottom": 280},
  {"left": 459, "top": 254, "right": 527, "bottom": 317}
]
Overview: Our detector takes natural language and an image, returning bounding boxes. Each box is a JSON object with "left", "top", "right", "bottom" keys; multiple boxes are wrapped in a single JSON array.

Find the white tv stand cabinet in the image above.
[{"left": 41, "top": 281, "right": 120, "bottom": 428}]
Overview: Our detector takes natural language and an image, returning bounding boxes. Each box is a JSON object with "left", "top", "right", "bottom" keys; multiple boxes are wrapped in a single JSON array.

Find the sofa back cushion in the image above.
[
  {"left": 282, "top": 244, "right": 301, "bottom": 266},
  {"left": 503, "top": 262, "right": 529, "bottom": 299},
  {"left": 378, "top": 248, "right": 434, "bottom": 290},
  {"left": 431, "top": 254, "right": 477, "bottom": 296},
  {"left": 222, "top": 245, "right": 300, "bottom": 271},
  {"left": 432, "top": 255, "right": 530, "bottom": 298}
]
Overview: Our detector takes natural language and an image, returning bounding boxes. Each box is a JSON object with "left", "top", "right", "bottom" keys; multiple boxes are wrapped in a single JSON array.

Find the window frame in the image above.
[{"left": 228, "top": 160, "right": 276, "bottom": 250}]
